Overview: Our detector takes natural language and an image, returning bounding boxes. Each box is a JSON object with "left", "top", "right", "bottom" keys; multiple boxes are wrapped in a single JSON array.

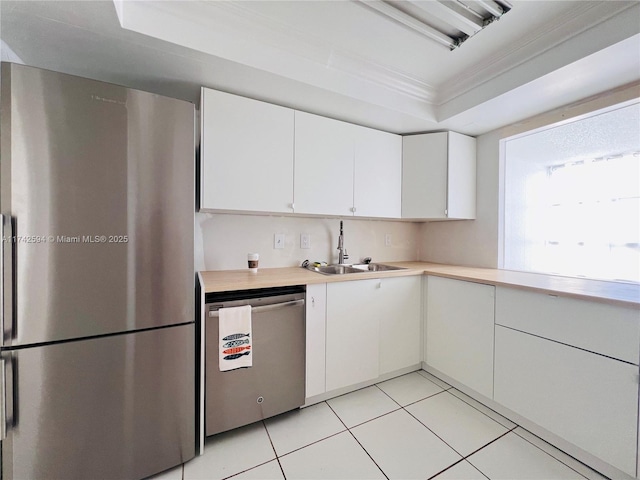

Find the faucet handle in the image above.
[
  {"left": 363, "top": 257, "right": 372, "bottom": 264},
  {"left": 343, "top": 249, "right": 349, "bottom": 260}
]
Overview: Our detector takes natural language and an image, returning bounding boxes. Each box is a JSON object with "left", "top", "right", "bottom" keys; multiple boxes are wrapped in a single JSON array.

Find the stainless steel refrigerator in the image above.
[{"left": 0, "top": 63, "right": 196, "bottom": 479}]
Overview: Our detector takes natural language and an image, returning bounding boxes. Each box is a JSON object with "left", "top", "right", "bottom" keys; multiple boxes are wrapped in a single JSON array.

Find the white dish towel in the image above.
[{"left": 218, "top": 305, "right": 253, "bottom": 372}]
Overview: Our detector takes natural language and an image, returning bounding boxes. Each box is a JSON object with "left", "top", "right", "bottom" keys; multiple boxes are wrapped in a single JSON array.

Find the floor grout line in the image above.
[
  {"left": 445, "top": 387, "right": 516, "bottom": 429},
  {"left": 276, "top": 428, "right": 346, "bottom": 459},
  {"left": 197, "top": 370, "right": 611, "bottom": 480},
  {"left": 325, "top": 401, "right": 390, "bottom": 480},
  {"left": 261, "top": 419, "right": 288, "bottom": 480},
  {"left": 402, "top": 402, "right": 468, "bottom": 460},
  {"left": 512, "top": 428, "right": 602, "bottom": 480}
]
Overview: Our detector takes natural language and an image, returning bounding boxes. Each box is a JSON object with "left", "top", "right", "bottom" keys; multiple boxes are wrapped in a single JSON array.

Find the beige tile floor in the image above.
[{"left": 149, "top": 370, "right": 608, "bottom": 480}]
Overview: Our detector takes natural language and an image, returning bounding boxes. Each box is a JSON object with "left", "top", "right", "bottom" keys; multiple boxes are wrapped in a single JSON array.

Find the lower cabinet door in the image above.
[
  {"left": 326, "top": 280, "right": 380, "bottom": 391},
  {"left": 306, "top": 283, "right": 327, "bottom": 398},
  {"left": 426, "top": 276, "right": 495, "bottom": 398},
  {"left": 494, "top": 325, "right": 638, "bottom": 476},
  {"left": 378, "top": 276, "right": 421, "bottom": 375}
]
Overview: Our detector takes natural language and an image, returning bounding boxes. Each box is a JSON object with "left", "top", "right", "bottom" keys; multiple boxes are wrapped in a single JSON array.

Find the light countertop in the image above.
[{"left": 199, "top": 262, "right": 640, "bottom": 308}]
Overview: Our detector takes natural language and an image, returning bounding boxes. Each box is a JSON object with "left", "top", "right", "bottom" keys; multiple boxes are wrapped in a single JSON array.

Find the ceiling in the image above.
[
  {"left": 506, "top": 101, "right": 640, "bottom": 166},
  {"left": 1, "top": 0, "right": 639, "bottom": 135}
]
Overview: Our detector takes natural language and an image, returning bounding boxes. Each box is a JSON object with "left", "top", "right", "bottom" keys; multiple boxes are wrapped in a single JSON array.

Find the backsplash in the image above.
[{"left": 195, "top": 212, "right": 420, "bottom": 271}]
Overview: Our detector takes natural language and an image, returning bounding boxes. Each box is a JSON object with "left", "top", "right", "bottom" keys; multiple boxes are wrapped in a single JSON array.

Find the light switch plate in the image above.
[
  {"left": 274, "top": 233, "right": 285, "bottom": 249},
  {"left": 385, "top": 233, "right": 392, "bottom": 246},
  {"left": 300, "top": 233, "right": 311, "bottom": 249}
]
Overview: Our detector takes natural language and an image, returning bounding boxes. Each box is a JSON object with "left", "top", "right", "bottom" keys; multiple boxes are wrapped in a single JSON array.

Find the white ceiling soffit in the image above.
[{"left": 113, "top": 0, "right": 640, "bottom": 132}]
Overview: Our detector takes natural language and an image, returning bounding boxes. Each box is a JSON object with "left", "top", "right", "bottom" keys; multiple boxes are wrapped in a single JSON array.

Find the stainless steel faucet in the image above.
[{"left": 337, "top": 221, "right": 349, "bottom": 264}]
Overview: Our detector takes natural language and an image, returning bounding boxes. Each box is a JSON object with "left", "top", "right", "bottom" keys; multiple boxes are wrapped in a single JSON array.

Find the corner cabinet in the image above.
[
  {"left": 294, "top": 111, "right": 402, "bottom": 218},
  {"left": 425, "top": 276, "right": 494, "bottom": 399},
  {"left": 402, "top": 131, "right": 476, "bottom": 220},
  {"left": 200, "top": 88, "right": 294, "bottom": 213}
]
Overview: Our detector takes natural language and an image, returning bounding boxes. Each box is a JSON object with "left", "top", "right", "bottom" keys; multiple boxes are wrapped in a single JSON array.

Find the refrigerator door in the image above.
[
  {"left": 0, "top": 323, "right": 195, "bottom": 480},
  {"left": 0, "top": 63, "right": 194, "bottom": 347}
]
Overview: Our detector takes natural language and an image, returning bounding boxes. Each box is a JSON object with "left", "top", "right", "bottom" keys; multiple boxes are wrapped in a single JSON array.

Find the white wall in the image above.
[
  {"left": 418, "top": 81, "right": 640, "bottom": 269},
  {"left": 196, "top": 212, "right": 420, "bottom": 271}
]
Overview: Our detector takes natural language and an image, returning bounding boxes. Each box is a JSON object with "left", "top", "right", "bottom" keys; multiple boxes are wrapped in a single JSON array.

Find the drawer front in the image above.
[
  {"left": 494, "top": 325, "right": 638, "bottom": 476},
  {"left": 495, "top": 287, "right": 640, "bottom": 364}
]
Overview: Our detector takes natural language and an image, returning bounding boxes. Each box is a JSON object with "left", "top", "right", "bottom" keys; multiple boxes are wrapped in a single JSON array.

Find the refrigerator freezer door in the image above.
[
  {"left": 0, "top": 64, "right": 194, "bottom": 347},
  {"left": 1, "top": 323, "right": 195, "bottom": 480}
]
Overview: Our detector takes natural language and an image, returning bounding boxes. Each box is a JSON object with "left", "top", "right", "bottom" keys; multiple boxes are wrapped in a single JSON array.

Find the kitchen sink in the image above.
[
  {"left": 351, "top": 263, "right": 408, "bottom": 272},
  {"left": 306, "top": 265, "right": 366, "bottom": 275},
  {"left": 306, "top": 263, "right": 407, "bottom": 275}
]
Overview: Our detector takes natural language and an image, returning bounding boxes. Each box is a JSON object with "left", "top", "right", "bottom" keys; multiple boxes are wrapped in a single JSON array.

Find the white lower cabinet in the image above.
[
  {"left": 425, "top": 276, "right": 495, "bottom": 399},
  {"left": 326, "top": 279, "right": 380, "bottom": 391},
  {"left": 324, "top": 276, "right": 422, "bottom": 392},
  {"left": 494, "top": 325, "right": 638, "bottom": 477},
  {"left": 378, "top": 276, "right": 422, "bottom": 375},
  {"left": 305, "top": 283, "right": 327, "bottom": 398}
]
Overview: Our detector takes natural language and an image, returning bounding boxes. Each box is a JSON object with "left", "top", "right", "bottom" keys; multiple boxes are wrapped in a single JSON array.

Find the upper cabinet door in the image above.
[
  {"left": 353, "top": 126, "right": 402, "bottom": 218},
  {"left": 447, "top": 132, "right": 476, "bottom": 219},
  {"left": 402, "top": 133, "right": 448, "bottom": 219},
  {"left": 294, "top": 111, "right": 355, "bottom": 216},
  {"left": 200, "top": 88, "right": 294, "bottom": 213},
  {"left": 402, "top": 131, "right": 476, "bottom": 220}
]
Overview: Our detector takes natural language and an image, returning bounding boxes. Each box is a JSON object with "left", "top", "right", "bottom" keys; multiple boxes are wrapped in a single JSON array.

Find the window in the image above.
[{"left": 501, "top": 102, "right": 640, "bottom": 283}]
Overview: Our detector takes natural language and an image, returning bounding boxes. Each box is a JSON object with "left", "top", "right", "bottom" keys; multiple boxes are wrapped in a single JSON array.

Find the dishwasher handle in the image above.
[{"left": 208, "top": 299, "right": 304, "bottom": 317}]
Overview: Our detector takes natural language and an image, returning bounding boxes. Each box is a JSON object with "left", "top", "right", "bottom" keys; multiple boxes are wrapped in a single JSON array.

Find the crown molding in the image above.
[{"left": 209, "top": 1, "right": 438, "bottom": 104}]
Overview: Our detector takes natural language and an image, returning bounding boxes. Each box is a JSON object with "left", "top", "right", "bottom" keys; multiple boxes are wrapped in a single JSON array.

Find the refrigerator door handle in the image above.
[
  {"left": 0, "top": 213, "right": 4, "bottom": 348},
  {"left": 0, "top": 214, "right": 13, "bottom": 347},
  {"left": 1, "top": 357, "right": 6, "bottom": 440}
]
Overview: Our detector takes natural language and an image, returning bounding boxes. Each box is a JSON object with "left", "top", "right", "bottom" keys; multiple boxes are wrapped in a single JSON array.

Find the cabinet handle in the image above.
[
  {"left": 311, "top": 297, "right": 315, "bottom": 307},
  {"left": 290, "top": 203, "right": 295, "bottom": 210}
]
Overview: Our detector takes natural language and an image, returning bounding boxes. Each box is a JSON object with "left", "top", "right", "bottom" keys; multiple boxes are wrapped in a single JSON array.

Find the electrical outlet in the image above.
[
  {"left": 385, "top": 233, "right": 392, "bottom": 246},
  {"left": 274, "top": 233, "right": 285, "bottom": 249},
  {"left": 300, "top": 233, "right": 311, "bottom": 249}
]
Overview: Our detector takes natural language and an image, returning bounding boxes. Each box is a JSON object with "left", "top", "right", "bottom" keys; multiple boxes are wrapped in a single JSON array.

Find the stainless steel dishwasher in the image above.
[{"left": 205, "top": 286, "right": 306, "bottom": 436}]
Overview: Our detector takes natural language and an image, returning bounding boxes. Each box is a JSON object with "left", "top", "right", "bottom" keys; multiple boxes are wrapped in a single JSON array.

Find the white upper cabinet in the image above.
[
  {"left": 201, "top": 88, "right": 402, "bottom": 218},
  {"left": 295, "top": 112, "right": 402, "bottom": 218},
  {"left": 294, "top": 111, "right": 355, "bottom": 216},
  {"left": 200, "top": 88, "right": 294, "bottom": 213},
  {"left": 353, "top": 125, "right": 402, "bottom": 218},
  {"left": 402, "top": 131, "right": 476, "bottom": 220}
]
